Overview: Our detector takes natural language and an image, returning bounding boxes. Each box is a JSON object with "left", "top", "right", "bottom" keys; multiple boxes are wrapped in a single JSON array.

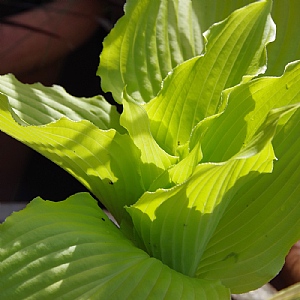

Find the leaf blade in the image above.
[
  {"left": 0, "top": 193, "right": 230, "bottom": 300},
  {"left": 0, "top": 93, "right": 142, "bottom": 223},
  {"left": 98, "top": 0, "right": 204, "bottom": 104},
  {"left": 0, "top": 74, "right": 123, "bottom": 132},
  {"left": 197, "top": 110, "right": 300, "bottom": 292},
  {"left": 201, "top": 61, "right": 300, "bottom": 163},
  {"left": 120, "top": 97, "right": 177, "bottom": 190},
  {"left": 128, "top": 142, "right": 275, "bottom": 277},
  {"left": 146, "top": 0, "right": 275, "bottom": 156}
]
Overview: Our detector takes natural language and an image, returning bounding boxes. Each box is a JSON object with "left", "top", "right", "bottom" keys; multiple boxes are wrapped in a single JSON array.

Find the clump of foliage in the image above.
[{"left": 0, "top": 0, "right": 300, "bottom": 299}]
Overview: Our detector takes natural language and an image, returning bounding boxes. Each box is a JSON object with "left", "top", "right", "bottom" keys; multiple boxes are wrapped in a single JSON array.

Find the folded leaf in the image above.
[
  {"left": 98, "top": 0, "right": 204, "bottom": 104},
  {"left": 148, "top": 139, "right": 202, "bottom": 192},
  {"left": 128, "top": 141, "right": 275, "bottom": 276},
  {"left": 145, "top": 0, "right": 274, "bottom": 156},
  {"left": 188, "top": 1, "right": 300, "bottom": 77},
  {"left": 0, "top": 193, "right": 230, "bottom": 300},
  {"left": 201, "top": 60, "right": 300, "bottom": 163},
  {"left": 0, "top": 74, "right": 123, "bottom": 132},
  {"left": 120, "top": 97, "right": 177, "bottom": 190},
  {"left": 0, "top": 0, "right": 300, "bottom": 298},
  {"left": 265, "top": 0, "right": 300, "bottom": 76},
  {"left": 0, "top": 93, "right": 142, "bottom": 223},
  {"left": 128, "top": 62, "right": 300, "bottom": 290},
  {"left": 197, "top": 108, "right": 300, "bottom": 292}
]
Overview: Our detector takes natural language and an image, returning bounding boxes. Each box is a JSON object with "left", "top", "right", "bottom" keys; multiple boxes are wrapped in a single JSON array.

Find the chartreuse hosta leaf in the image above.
[
  {"left": 0, "top": 193, "right": 230, "bottom": 299},
  {"left": 197, "top": 110, "right": 300, "bottom": 293},
  {"left": 127, "top": 144, "right": 275, "bottom": 273},
  {"left": 120, "top": 95, "right": 177, "bottom": 190},
  {"left": 188, "top": 1, "right": 300, "bottom": 77},
  {"left": 198, "top": 110, "right": 300, "bottom": 293},
  {"left": 194, "top": 63, "right": 300, "bottom": 292},
  {"left": 128, "top": 61, "right": 300, "bottom": 291},
  {"left": 0, "top": 74, "right": 123, "bottom": 131},
  {"left": 100, "top": 0, "right": 300, "bottom": 105},
  {"left": 0, "top": 0, "right": 300, "bottom": 299},
  {"left": 265, "top": 0, "right": 300, "bottom": 76},
  {"left": 0, "top": 90, "right": 144, "bottom": 224},
  {"left": 145, "top": 0, "right": 274, "bottom": 156},
  {"left": 98, "top": 0, "right": 204, "bottom": 104},
  {"left": 128, "top": 93, "right": 294, "bottom": 277},
  {"left": 201, "top": 61, "right": 300, "bottom": 162},
  {"left": 137, "top": 0, "right": 274, "bottom": 191}
]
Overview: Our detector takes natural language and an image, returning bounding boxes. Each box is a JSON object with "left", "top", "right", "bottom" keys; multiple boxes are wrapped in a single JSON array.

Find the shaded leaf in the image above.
[
  {"left": 265, "top": 0, "right": 300, "bottom": 76},
  {"left": 128, "top": 63, "right": 300, "bottom": 291},
  {"left": 188, "top": 0, "right": 300, "bottom": 77}
]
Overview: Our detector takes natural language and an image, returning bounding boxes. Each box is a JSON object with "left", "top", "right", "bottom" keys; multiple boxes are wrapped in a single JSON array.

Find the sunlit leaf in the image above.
[
  {"left": 128, "top": 62, "right": 300, "bottom": 291},
  {"left": 145, "top": 0, "right": 274, "bottom": 156},
  {"left": 201, "top": 61, "right": 300, "bottom": 163},
  {"left": 98, "top": 0, "right": 204, "bottom": 104},
  {"left": 0, "top": 0, "right": 300, "bottom": 297},
  {"left": 0, "top": 193, "right": 230, "bottom": 300},
  {"left": 120, "top": 96, "right": 177, "bottom": 190},
  {"left": 0, "top": 93, "right": 142, "bottom": 223},
  {"left": 0, "top": 74, "right": 123, "bottom": 132}
]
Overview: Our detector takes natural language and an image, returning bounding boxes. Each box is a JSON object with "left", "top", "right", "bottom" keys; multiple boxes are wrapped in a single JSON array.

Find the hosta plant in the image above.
[{"left": 1, "top": 0, "right": 300, "bottom": 299}]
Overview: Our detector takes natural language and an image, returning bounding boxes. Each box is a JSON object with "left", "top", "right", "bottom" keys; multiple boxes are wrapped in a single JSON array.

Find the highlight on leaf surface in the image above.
[
  {"left": 0, "top": 0, "right": 300, "bottom": 299},
  {"left": 0, "top": 193, "right": 230, "bottom": 299}
]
